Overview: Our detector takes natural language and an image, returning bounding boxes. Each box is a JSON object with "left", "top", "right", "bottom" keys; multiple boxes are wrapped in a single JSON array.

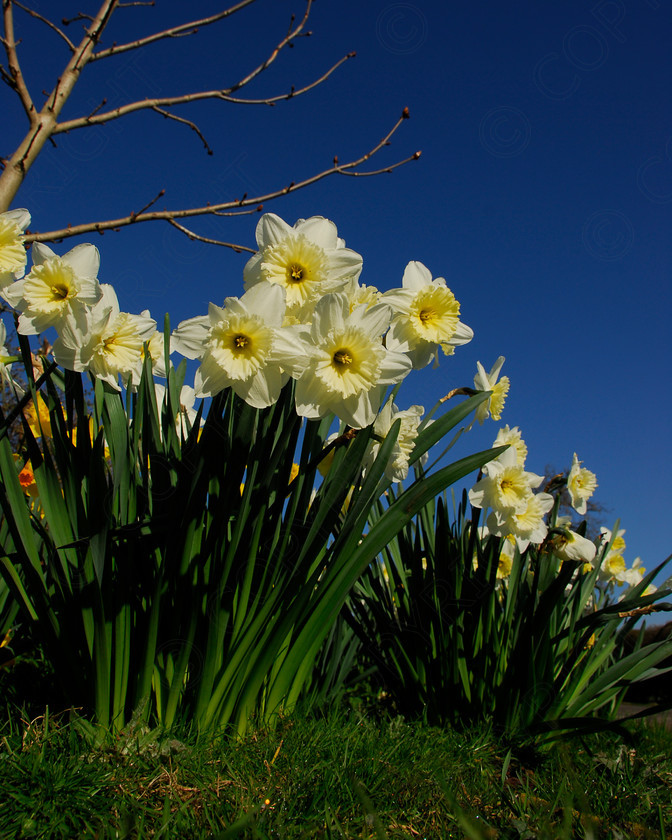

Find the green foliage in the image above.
[
  {"left": 0, "top": 332, "right": 498, "bottom": 734},
  {"left": 347, "top": 489, "right": 672, "bottom": 740}
]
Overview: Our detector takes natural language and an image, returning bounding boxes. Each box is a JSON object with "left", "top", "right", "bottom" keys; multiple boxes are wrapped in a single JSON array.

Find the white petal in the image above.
[
  {"left": 31, "top": 242, "right": 56, "bottom": 265},
  {"left": 295, "top": 216, "right": 339, "bottom": 249},
  {"left": 402, "top": 261, "right": 433, "bottom": 291},
  {"left": 256, "top": 213, "right": 293, "bottom": 248},
  {"left": 63, "top": 243, "right": 100, "bottom": 278}
]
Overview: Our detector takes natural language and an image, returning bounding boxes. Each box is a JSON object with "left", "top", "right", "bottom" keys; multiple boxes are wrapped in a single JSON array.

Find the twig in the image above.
[
  {"left": 90, "top": 0, "right": 258, "bottom": 61},
  {"left": 130, "top": 188, "right": 164, "bottom": 220},
  {"left": 25, "top": 110, "right": 418, "bottom": 245},
  {"left": 150, "top": 106, "right": 213, "bottom": 155},
  {"left": 11, "top": 1, "right": 76, "bottom": 52},
  {"left": 167, "top": 219, "right": 256, "bottom": 253},
  {"left": 53, "top": 2, "right": 327, "bottom": 136},
  {"left": 1, "top": 0, "right": 36, "bottom": 119}
]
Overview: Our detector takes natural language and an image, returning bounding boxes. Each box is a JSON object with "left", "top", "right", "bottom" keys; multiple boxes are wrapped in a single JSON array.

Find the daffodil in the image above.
[
  {"left": 244, "top": 213, "right": 362, "bottom": 320},
  {"left": 473, "top": 356, "right": 510, "bottom": 423},
  {"left": 486, "top": 490, "right": 554, "bottom": 551},
  {"left": 172, "top": 282, "right": 308, "bottom": 408},
  {"left": 493, "top": 425, "right": 527, "bottom": 466},
  {"left": 3, "top": 242, "right": 103, "bottom": 335},
  {"left": 53, "top": 284, "right": 156, "bottom": 390},
  {"left": 600, "top": 526, "right": 626, "bottom": 555},
  {"left": 366, "top": 397, "right": 424, "bottom": 482},
  {"left": 383, "top": 261, "right": 473, "bottom": 369},
  {"left": 567, "top": 453, "right": 597, "bottom": 515},
  {"left": 294, "top": 293, "right": 411, "bottom": 428},
  {"left": 0, "top": 208, "right": 30, "bottom": 290},
  {"left": 468, "top": 446, "right": 543, "bottom": 518},
  {"left": 550, "top": 528, "right": 597, "bottom": 564}
]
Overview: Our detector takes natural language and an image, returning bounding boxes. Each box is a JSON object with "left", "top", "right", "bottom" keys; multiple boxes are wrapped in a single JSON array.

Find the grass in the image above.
[{"left": 0, "top": 694, "right": 671, "bottom": 840}]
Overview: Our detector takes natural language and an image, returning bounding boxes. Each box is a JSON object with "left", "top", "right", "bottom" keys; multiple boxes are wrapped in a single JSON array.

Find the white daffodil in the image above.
[
  {"left": 486, "top": 490, "right": 554, "bottom": 552},
  {"left": 493, "top": 425, "right": 527, "bottom": 467},
  {"left": 141, "top": 324, "right": 169, "bottom": 380},
  {"left": 567, "top": 453, "right": 597, "bottom": 515},
  {"left": 550, "top": 528, "right": 597, "bottom": 564},
  {"left": 172, "top": 282, "right": 308, "bottom": 408},
  {"left": 342, "top": 276, "right": 382, "bottom": 313},
  {"left": 469, "top": 446, "right": 543, "bottom": 518},
  {"left": 366, "top": 397, "right": 424, "bottom": 482},
  {"left": 600, "top": 526, "right": 626, "bottom": 555},
  {"left": 244, "top": 213, "right": 363, "bottom": 320},
  {"left": 3, "top": 242, "right": 103, "bottom": 335},
  {"left": 383, "top": 261, "right": 473, "bottom": 369},
  {"left": 53, "top": 284, "right": 156, "bottom": 390},
  {"left": 153, "top": 383, "right": 202, "bottom": 439},
  {"left": 473, "top": 356, "right": 510, "bottom": 424},
  {"left": 0, "top": 208, "right": 30, "bottom": 290},
  {"left": 295, "top": 293, "right": 411, "bottom": 429}
]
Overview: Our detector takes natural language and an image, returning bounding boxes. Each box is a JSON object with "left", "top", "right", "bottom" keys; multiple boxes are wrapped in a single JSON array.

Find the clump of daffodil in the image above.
[
  {"left": 473, "top": 356, "right": 510, "bottom": 424},
  {"left": 567, "top": 453, "right": 597, "bottom": 515},
  {"left": 383, "top": 261, "right": 473, "bottom": 369},
  {"left": 244, "top": 213, "right": 363, "bottom": 320},
  {"left": 3, "top": 242, "right": 103, "bottom": 335},
  {"left": 0, "top": 208, "right": 30, "bottom": 290},
  {"left": 294, "top": 293, "right": 411, "bottom": 428}
]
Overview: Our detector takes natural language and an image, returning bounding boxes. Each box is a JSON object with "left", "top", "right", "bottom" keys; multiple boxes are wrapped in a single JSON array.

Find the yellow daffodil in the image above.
[{"left": 493, "top": 425, "right": 527, "bottom": 466}]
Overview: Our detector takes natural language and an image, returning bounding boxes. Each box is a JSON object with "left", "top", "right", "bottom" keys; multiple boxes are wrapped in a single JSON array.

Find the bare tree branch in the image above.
[
  {"left": 90, "top": 0, "right": 258, "bottom": 61},
  {"left": 167, "top": 219, "right": 257, "bottom": 253},
  {"left": 11, "top": 1, "right": 75, "bottom": 52},
  {"left": 1, "top": 0, "right": 36, "bottom": 119},
  {"left": 53, "top": 51, "right": 353, "bottom": 135},
  {"left": 150, "top": 107, "right": 213, "bottom": 155},
  {"left": 24, "top": 110, "right": 419, "bottom": 245}
]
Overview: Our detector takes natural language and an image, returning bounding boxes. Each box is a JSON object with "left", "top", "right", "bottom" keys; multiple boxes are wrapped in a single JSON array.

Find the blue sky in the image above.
[{"left": 4, "top": 0, "right": 672, "bottom": 586}]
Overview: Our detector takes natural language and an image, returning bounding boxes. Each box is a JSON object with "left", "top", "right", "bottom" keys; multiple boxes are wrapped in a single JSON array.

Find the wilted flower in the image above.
[
  {"left": 473, "top": 357, "right": 510, "bottom": 424},
  {"left": 3, "top": 242, "right": 103, "bottom": 335},
  {"left": 567, "top": 453, "right": 597, "bottom": 515},
  {"left": 0, "top": 208, "right": 30, "bottom": 290},
  {"left": 383, "top": 261, "right": 473, "bottom": 369},
  {"left": 244, "top": 213, "right": 362, "bottom": 319}
]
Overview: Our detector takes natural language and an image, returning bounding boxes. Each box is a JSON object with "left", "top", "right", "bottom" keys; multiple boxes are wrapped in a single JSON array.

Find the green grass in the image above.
[{"left": 1, "top": 697, "right": 671, "bottom": 839}]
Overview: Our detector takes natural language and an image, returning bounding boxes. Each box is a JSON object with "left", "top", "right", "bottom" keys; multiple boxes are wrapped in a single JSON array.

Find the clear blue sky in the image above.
[{"left": 4, "top": 1, "right": 672, "bottom": 585}]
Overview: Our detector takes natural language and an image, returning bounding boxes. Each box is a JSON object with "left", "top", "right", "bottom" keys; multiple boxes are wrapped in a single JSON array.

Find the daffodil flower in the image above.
[
  {"left": 366, "top": 397, "right": 424, "bottom": 482},
  {"left": 550, "top": 528, "right": 597, "bottom": 564},
  {"left": 383, "top": 261, "right": 473, "bottom": 369},
  {"left": 469, "top": 447, "right": 543, "bottom": 518},
  {"left": 567, "top": 453, "right": 597, "bottom": 515},
  {"left": 53, "top": 284, "right": 156, "bottom": 390},
  {"left": 0, "top": 208, "right": 30, "bottom": 290},
  {"left": 3, "top": 242, "right": 103, "bottom": 335},
  {"left": 486, "top": 490, "right": 554, "bottom": 551},
  {"left": 473, "top": 356, "right": 510, "bottom": 424},
  {"left": 172, "top": 281, "right": 308, "bottom": 408},
  {"left": 244, "top": 213, "right": 363, "bottom": 320},
  {"left": 294, "top": 293, "right": 411, "bottom": 428},
  {"left": 0, "top": 319, "right": 15, "bottom": 386},
  {"left": 493, "top": 425, "right": 527, "bottom": 466}
]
